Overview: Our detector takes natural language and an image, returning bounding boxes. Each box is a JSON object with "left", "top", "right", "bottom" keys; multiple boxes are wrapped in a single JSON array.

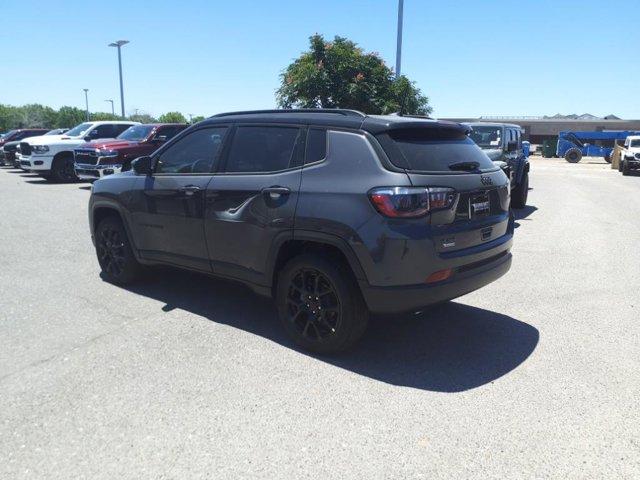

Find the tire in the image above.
[
  {"left": 511, "top": 171, "right": 529, "bottom": 209},
  {"left": 49, "top": 153, "right": 78, "bottom": 183},
  {"left": 622, "top": 162, "right": 630, "bottom": 176},
  {"left": 95, "top": 216, "right": 142, "bottom": 284},
  {"left": 618, "top": 159, "right": 624, "bottom": 172},
  {"left": 605, "top": 152, "right": 612, "bottom": 163},
  {"left": 564, "top": 148, "right": 583, "bottom": 163},
  {"left": 276, "top": 253, "right": 369, "bottom": 354}
]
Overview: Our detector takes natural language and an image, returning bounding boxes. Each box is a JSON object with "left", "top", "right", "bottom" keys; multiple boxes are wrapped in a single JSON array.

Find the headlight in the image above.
[{"left": 32, "top": 145, "right": 49, "bottom": 154}]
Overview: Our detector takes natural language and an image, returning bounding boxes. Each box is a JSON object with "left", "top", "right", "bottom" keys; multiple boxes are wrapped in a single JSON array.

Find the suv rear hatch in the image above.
[{"left": 374, "top": 122, "right": 511, "bottom": 253}]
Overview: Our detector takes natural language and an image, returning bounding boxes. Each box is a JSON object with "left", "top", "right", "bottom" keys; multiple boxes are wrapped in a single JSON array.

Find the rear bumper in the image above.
[{"left": 360, "top": 245, "right": 512, "bottom": 314}]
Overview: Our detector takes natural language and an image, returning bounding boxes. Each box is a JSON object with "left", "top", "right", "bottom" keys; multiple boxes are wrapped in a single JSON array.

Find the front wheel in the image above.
[
  {"left": 511, "top": 171, "right": 529, "bottom": 209},
  {"left": 50, "top": 154, "right": 78, "bottom": 183},
  {"left": 622, "top": 162, "right": 630, "bottom": 176},
  {"left": 618, "top": 159, "right": 624, "bottom": 172},
  {"left": 95, "top": 216, "right": 142, "bottom": 284},
  {"left": 277, "top": 254, "right": 369, "bottom": 354}
]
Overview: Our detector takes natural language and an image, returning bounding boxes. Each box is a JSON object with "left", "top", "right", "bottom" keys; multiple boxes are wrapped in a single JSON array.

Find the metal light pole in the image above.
[
  {"left": 83, "top": 89, "right": 89, "bottom": 121},
  {"left": 105, "top": 99, "right": 114, "bottom": 116},
  {"left": 395, "top": 0, "right": 404, "bottom": 78},
  {"left": 108, "top": 40, "right": 129, "bottom": 118}
]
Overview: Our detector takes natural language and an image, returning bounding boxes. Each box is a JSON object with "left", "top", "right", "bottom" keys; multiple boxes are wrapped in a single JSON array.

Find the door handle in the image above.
[
  {"left": 179, "top": 185, "right": 202, "bottom": 196},
  {"left": 262, "top": 186, "right": 291, "bottom": 198}
]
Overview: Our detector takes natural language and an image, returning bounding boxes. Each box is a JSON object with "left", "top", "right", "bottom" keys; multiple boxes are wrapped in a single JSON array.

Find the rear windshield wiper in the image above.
[{"left": 448, "top": 161, "right": 480, "bottom": 171}]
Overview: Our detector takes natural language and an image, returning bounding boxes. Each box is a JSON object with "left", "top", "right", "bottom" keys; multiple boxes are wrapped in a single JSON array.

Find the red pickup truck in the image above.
[{"left": 74, "top": 123, "right": 188, "bottom": 180}]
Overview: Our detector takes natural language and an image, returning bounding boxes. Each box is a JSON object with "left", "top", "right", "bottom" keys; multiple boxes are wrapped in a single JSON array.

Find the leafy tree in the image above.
[
  {"left": 191, "top": 115, "right": 205, "bottom": 124},
  {"left": 158, "top": 111, "right": 188, "bottom": 123},
  {"left": 56, "top": 106, "right": 86, "bottom": 128},
  {"left": 18, "top": 104, "right": 58, "bottom": 128},
  {"left": 129, "top": 113, "right": 157, "bottom": 123},
  {"left": 90, "top": 112, "right": 121, "bottom": 121},
  {"left": 0, "top": 104, "right": 23, "bottom": 131},
  {"left": 277, "top": 34, "right": 431, "bottom": 115}
]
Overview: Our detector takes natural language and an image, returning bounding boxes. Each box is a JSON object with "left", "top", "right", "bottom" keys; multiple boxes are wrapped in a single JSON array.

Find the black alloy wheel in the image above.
[
  {"left": 95, "top": 217, "right": 141, "bottom": 284},
  {"left": 277, "top": 254, "right": 369, "bottom": 354},
  {"left": 286, "top": 268, "right": 342, "bottom": 342}
]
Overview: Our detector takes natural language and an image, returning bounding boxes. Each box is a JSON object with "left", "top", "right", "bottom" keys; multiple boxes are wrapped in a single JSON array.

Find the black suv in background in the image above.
[{"left": 89, "top": 110, "right": 513, "bottom": 353}]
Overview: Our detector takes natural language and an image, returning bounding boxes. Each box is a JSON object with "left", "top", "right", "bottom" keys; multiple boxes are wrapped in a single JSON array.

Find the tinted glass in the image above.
[
  {"left": 66, "top": 123, "right": 92, "bottom": 137},
  {"left": 156, "top": 127, "right": 227, "bottom": 174},
  {"left": 630, "top": 139, "right": 640, "bottom": 147},
  {"left": 156, "top": 125, "right": 185, "bottom": 140},
  {"left": 118, "top": 125, "right": 154, "bottom": 141},
  {"left": 225, "top": 126, "right": 301, "bottom": 173},
  {"left": 469, "top": 126, "right": 502, "bottom": 148},
  {"left": 305, "top": 129, "right": 327, "bottom": 164},
  {"left": 92, "top": 125, "right": 116, "bottom": 138},
  {"left": 113, "top": 124, "right": 133, "bottom": 137},
  {"left": 380, "top": 128, "right": 496, "bottom": 172}
]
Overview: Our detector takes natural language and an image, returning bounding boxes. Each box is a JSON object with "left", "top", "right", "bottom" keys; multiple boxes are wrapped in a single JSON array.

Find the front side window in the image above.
[
  {"left": 155, "top": 127, "right": 227, "bottom": 174},
  {"left": 630, "top": 139, "right": 640, "bottom": 148},
  {"left": 118, "top": 125, "right": 155, "bottom": 141},
  {"left": 225, "top": 126, "right": 302, "bottom": 173},
  {"left": 66, "top": 123, "right": 93, "bottom": 137},
  {"left": 155, "top": 125, "right": 186, "bottom": 141}
]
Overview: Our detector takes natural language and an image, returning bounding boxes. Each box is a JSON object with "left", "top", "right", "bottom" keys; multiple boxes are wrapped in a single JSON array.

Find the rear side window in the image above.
[
  {"left": 377, "top": 128, "right": 496, "bottom": 172},
  {"left": 225, "top": 126, "right": 302, "bottom": 173},
  {"left": 305, "top": 128, "right": 327, "bottom": 164}
]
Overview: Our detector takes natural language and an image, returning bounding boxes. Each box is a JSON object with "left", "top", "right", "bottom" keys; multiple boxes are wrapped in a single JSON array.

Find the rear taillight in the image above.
[{"left": 368, "top": 187, "right": 455, "bottom": 218}]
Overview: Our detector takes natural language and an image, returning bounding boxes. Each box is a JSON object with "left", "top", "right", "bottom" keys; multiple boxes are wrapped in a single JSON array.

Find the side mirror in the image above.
[
  {"left": 506, "top": 141, "right": 517, "bottom": 152},
  {"left": 132, "top": 156, "right": 153, "bottom": 175}
]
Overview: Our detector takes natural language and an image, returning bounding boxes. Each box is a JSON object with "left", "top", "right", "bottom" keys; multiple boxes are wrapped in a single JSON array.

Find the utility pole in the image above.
[
  {"left": 83, "top": 89, "right": 89, "bottom": 121},
  {"left": 396, "top": 0, "right": 404, "bottom": 78},
  {"left": 105, "top": 99, "right": 114, "bottom": 116},
  {"left": 108, "top": 40, "right": 130, "bottom": 118}
]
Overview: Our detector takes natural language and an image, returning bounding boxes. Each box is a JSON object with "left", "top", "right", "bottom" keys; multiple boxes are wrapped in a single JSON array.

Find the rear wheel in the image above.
[
  {"left": 95, "top": 216, "right": 142, "bottom": 284},
  {"left": 604, "top": 152, "right": 612, "bottom": 163},
  {"left": 50, "top": 153, "right": 78, "bottom": 183},
  {"left": 277, "top": 253, "right": 369, "bottom": 354},
  {"left": 564, "top": 148, "right": 582, "bottom": 163},
  {"left": 511, "top": 171, "right": 529, "bottom": 209}
]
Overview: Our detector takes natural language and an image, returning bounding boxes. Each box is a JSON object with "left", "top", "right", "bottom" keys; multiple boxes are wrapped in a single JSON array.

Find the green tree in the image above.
[
  {"left": 129, "top": 113, "right": 157, "bottom": 123},
  {"left": 191, "top": 115, "right": 205, "bottom": 124},
  {"left": 158, "top": 111, "right": 188, "bottom": 123},
  {"left": 276, "top": 34, "right": 431, "bottom": 115},
  {"left": 0, "top": 104, "right": 23, "bottom": 131},
  {"left": 56, "top": 106, "right": 86, "bottom": 128},
  {"left": 90, "top": 112, "right": 121, "bottom": 121},
  {"left": 18, "top": 104, "right": 58, "bottom": 128}
]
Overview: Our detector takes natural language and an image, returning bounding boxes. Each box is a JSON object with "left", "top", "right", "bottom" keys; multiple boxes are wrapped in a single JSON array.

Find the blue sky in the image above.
[{"left": 1, "top": 0, "right": 639, "bottom": 119}]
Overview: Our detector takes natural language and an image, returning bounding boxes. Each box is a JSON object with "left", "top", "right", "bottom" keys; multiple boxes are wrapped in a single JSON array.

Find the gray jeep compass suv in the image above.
[{"left": 89, "top": 109, "right": 513, "bottom": 353}]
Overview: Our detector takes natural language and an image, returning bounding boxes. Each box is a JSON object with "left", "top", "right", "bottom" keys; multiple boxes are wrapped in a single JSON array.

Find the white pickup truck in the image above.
[
  {"left": 619, "top": 135, "right": 640, "bottom": 176},
  {"left": 18, "top": 121, "right": 138, "bottom": 182}
]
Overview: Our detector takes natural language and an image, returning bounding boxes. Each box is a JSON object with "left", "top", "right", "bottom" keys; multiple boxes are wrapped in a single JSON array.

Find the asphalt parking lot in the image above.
[{"left": 1, "top": 158, "right": 639, "bottom": 479}]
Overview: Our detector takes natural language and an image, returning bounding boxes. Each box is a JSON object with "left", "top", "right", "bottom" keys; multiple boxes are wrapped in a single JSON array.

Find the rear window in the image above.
[{"left": 377, "top": 128, "right": 497, "bottom": 172}]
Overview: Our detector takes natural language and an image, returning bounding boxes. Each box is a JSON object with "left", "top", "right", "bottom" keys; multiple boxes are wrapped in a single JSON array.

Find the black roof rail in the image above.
[
  {"left": 210, "top": 108, "right": 367, "bottom": 118},
  {"left": 387, "top": 112, "right": 434, "bottom": 120}
]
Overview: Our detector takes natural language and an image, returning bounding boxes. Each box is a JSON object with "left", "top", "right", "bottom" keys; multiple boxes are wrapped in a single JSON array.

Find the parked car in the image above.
[
  {"left": 19, "top": 121, "right": 138, "bottom": 182},
  {"left": 619, "top": 135, "right": 640, "bottom": 176},
  {"left": 467, "top": 122, "right": 530, "bottom": 208},
  {"left": 89, "top": 109, "right": 513, "bottom": 353},
  {"left": 74, "top": 123, "right": 188, "bottom": 180},
  {"left": 3, "top": 129, "right": 69, "bottom": 167},
  {"left": 0, "top": 129, "right": 50, "bottom": 165}
]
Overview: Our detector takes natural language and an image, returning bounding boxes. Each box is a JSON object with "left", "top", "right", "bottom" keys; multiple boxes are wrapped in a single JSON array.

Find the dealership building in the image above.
[{"left": 443, "top": 115, "right": 640, "bottom": 144}]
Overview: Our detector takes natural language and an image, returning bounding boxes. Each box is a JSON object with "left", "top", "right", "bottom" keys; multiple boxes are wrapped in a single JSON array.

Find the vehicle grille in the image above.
[
  {"left": 75, "top": 150, "right": 98, "bottom": 165},
  {"left": 19, "top": 142, "right": 32, "bottom": 155}
]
